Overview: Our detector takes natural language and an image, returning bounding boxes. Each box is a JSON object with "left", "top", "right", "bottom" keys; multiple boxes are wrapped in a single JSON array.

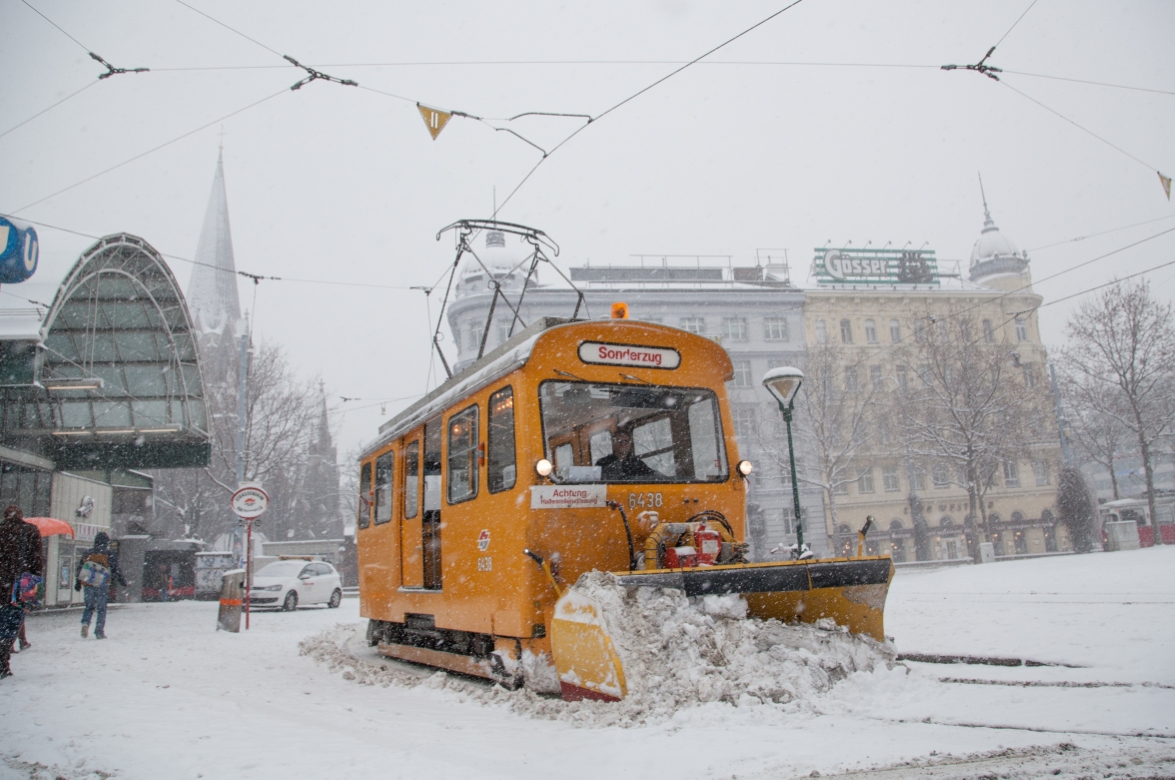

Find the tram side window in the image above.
[
  {"left": 404, "top": 441, "right": 419, "bottom": 519},
  {"left": 488, "top": 387, "right": 517, "bottom": 493},
  {"left": 448, "top": 405, "right": 479, "bottom": 504},
  {"left": 358, "top": 461, "right": 372, "bottom": 529},
  {"left": 374, "top": 452, "right": 394, "bottom": 525}
]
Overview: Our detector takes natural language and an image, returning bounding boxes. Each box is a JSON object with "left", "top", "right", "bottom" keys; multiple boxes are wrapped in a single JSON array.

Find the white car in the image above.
[{"left": 249, "top": 560, "right": 343, "bottom": 611}]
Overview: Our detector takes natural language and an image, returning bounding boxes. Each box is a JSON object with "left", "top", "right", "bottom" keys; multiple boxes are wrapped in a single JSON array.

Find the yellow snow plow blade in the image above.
[
  {"left": 551, "top": 557, "right": 893, "bottom": 702},
  {"left": 551, "top": 588, "right": 628, "bottom": 702}
]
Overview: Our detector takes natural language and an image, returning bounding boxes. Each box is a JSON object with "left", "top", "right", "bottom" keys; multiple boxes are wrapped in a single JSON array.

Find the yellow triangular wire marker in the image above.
[
  {"left": 1159, "top": 171, "right": 1172, "bottom": 201},
  {"left": 417, "top": 104, "right": 452, "bottom": 140}
]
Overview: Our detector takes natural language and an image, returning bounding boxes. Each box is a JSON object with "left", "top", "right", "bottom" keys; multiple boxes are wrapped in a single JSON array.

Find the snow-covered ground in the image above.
[{"left": 2, "top": 546, "right": 1172, "bottom": 779}]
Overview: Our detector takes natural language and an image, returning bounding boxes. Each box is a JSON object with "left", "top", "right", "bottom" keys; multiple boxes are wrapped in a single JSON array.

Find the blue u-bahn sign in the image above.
[{"left": 0, "top": 217, "right": 39, "bottom": 284}]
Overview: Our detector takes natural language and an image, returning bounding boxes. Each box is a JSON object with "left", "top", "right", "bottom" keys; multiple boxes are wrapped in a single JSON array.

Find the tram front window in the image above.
[{"left": 538, "top": 381, "right": 728, "bottom": 484}]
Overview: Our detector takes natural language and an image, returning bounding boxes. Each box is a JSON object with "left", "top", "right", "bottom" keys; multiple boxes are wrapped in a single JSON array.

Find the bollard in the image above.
[{"left": 217, "top": 569, "right": 245, "bottom": 632}]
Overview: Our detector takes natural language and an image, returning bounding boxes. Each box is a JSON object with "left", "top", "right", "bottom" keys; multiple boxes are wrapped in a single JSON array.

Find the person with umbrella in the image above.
[{"left": 0, "top": 505, "right": 43, "bottom": 679}]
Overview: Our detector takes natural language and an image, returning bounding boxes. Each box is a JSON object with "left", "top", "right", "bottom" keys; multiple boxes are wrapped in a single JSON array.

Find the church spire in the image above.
[{"left": 187, "top": 151, "right": 242, "bottom": 336}]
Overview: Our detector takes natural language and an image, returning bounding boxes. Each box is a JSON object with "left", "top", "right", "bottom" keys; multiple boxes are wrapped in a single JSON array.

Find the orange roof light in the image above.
[{"left": 611, "top": 302, "right": 629, "bottom": 319}]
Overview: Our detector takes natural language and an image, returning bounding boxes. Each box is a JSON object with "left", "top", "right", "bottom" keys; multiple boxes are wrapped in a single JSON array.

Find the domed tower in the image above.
[{"left": 969, "top": 177, "right": 1032, "bottom": 292}]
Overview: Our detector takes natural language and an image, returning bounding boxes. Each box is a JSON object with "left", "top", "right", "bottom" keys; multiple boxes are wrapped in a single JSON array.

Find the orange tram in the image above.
[{"left": 357, "top": 316, "right": 893, "bottom": 702}]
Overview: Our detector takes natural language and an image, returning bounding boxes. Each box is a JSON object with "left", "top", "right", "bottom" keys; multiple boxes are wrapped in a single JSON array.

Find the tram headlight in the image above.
[
  {"left": 534, "top": 458, "right": 554, "bottom": 478},
  {"left": 736, "top": 460, "right": 753, "bottom": 477}
]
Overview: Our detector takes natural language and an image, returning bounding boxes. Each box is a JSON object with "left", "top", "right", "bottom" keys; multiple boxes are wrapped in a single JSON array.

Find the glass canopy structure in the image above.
[{"left": 15, "top": 233, "right": 212, "bottom": 470}]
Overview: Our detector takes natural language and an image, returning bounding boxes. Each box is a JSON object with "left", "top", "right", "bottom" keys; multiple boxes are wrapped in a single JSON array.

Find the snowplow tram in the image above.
[{"left": 357, "top": 317, "right": 892, "bottom": 701}]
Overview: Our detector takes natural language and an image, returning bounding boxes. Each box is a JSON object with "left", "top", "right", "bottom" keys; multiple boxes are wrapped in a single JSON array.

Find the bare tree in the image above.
[
  {"left": 1057, "top": 366, "right": 1131, "bottom": 500},
  {"left": 896, "top": 308, "right": 1046, "bottom": 555},
  {"left": 755, "top": 343, "right": 877, "bottom": 539},
  {"left": 154, "top": 341, "right": 335, "bottom": 543},
  {"left": 1061, "top": 280, "right": 1175, "bottom": 544}
]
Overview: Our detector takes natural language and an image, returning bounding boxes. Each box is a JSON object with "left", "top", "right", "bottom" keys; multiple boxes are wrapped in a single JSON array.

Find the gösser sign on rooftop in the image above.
[
  {"left": 815, "top": 247, "right": 940, "bottom": 286},
  {"left": 578, "top": 342, "right": 681, "bottom": 370}
]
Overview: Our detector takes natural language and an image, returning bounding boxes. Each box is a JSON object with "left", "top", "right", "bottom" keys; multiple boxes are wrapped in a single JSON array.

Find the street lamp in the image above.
[{"left": 763, "top": 366, "right": 805, "bottom": 555}]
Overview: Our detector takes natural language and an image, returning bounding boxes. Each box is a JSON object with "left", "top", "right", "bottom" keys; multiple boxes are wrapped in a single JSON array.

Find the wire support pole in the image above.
[{"left": 782, "top": 403, "right": 804, "bottom": 553}]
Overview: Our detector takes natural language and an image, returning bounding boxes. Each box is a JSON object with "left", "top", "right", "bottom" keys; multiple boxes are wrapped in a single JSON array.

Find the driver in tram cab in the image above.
[{"left": 595, "top": 429, "right": 660, "bottom": 481}]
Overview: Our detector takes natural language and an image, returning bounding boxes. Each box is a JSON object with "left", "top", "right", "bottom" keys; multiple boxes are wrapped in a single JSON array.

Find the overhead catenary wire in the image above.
[
  {"left": 19, "top": 0, "right": 89, "bottom": 52},
  {"left": 492, "top": 0, "right": 810, "bottom": 217},
  {"left": 8, "top": 87, "right": 288, "bottom": 215},
  {"left": 0, "top": 214, "right": 419, "bottom": 292},
  {"left": 999, "top": 79, "right": 1164, "bottom": 174},
  {"left": 0, "top": 81, "right": 97, "bottom": 140}
]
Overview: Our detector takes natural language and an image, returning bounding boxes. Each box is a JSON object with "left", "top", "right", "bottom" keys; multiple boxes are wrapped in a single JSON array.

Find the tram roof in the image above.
[{"left": 368, "top": 316, "right": 573, "bottom": 453}]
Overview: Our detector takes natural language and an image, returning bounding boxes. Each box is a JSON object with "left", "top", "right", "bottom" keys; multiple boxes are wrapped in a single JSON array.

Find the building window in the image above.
[
  {"left": 1004, "top": 460, "right": 1020, "bottom": 487},
  {"left": 1033, "top": 459, "right": 1049, "bottom": 486},
  {"left": 781, "top": 506, "right": 796, "bottom": 534},
  {"left": 723, "top": 317, "right": 748, "bottom": 341},
  {"left": 870, "top": 365, "right": 883, "bottom": 392},
  {"left": 764, "top": 316, "right": 789, "bottom": 341},
  {"left": 1015, "top": 318, "right": 1029, "bottom": 342},
  {"left": 933, "top": 463, "right": 950, "bottom": 489},
  {"left": 814, "top": 319, "right": 828, "bottom": 344},
  {"left": 883, "top": 465, "right": 900, "bottom": 492},
  {"left": 731, "top": 406, "right": 756, "bottom": 440},
  {"left": 680, "top": 317, "right": 705, "bottom": 334},
  {"left": 497, "top": 322, "right": 511, "bottom": 344},
  {"left": 864, "top": 319, "right": 878, "bottom": 343},
  {"left": 780, "top": 455, "right": 801, "bottom": 486},
  {"left": 840, "top": 319, "right": 853, "bottom": 344},
  {"left": 833, "top": 480, "right": 849, "bottom": 495},
  {"left": 1023, "top": 363, "right": 1038, "bottom": 388},
  {"left": 914, "top": 318, "right": 926, "bottom": 343},
  {"left": 732, "top": 360, "right": 752, "bottom": 387},
  {"left": 960, "top": 319, "right": 973, "bottom": 343},
  {"left": 845, "top": 366, "right": 859, "bottom": 392},
  {"left": 468, "top": 325, "right": 481, "bottom": 352},
  {"left": 858, "top": 467, "right": 875, "bottom": 494},
  {"left": 983, "top": 319, "right": 995, "bottom": 343},
  {"left": 896, "top": 364, "right": 909, "bottom": 392},
  {"left": 918, "top": 363, "right": 932, "bottom": 387},
  {"left": 889, "top": 319, "right": 901, "bottom": 343},
  {"left": 912, "top": 466, "right": 926, "bottom": 491}
]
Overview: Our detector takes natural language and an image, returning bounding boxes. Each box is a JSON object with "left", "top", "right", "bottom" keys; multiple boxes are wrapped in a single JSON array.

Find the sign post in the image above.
[{"left": 230, "top": 483, "right": 269, "bottom": 630}]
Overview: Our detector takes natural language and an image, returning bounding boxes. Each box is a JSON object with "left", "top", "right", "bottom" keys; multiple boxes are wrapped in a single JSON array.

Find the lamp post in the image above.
[{"left": 762, "top": 367, "right": 805, "bottom": 554}]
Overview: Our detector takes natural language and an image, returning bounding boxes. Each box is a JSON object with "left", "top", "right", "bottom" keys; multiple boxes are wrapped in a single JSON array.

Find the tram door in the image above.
[
  {"left": 422, "top": 417, "right": 443, "bottom": 590},
  {"left": 400, "top": 437, "right": 423, "bottom": 588}
]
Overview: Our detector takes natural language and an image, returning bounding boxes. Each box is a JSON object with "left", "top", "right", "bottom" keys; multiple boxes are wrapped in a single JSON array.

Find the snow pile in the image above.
[
  {"left": 303, "top": 571, "right": 900, "bottom": 726},
  {"left": 556, "top": 571, "right": 898, "bottom": 720}
]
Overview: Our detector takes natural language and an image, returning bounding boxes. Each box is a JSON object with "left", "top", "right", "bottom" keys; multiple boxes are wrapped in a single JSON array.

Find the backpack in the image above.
[
  {"left": 12, "top": 572, "right": 44, "bottom": 611},
  {"left": 78, "top": 552, "right": 111, "bottom": 589}
]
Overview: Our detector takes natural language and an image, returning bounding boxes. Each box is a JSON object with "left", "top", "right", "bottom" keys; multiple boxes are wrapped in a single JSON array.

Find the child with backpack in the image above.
[{"left": 75, "top": 532, "right": 127, "bottom": 639}]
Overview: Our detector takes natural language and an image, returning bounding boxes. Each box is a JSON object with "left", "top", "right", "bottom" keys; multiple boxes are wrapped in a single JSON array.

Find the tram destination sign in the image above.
[
  {"left": 578, "top": 341, "right": 681, "bottom": 370},
  {"left": 814, "top": 247, "right": 940, "bottom": 287}
]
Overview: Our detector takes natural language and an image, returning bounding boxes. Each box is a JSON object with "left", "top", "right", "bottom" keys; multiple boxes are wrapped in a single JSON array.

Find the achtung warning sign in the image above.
[{"left": 418, "top": 104, "right": 452, "bottom": 140}]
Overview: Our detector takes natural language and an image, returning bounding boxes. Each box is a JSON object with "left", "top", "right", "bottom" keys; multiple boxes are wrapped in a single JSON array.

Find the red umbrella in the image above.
[{"left": 24, "top": 517, "right": 75, "bottom": 538}]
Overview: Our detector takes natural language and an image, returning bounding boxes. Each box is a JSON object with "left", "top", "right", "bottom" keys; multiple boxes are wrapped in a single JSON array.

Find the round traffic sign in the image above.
[{"left": 231, "top": 484, "right": 269, "bottom": 519}]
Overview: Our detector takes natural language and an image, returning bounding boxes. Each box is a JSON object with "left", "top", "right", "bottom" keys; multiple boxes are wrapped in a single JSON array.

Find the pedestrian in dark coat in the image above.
[
  {"left": 75, "top": 531, "right": 126, "bottom": 639},
  {"left": 0, "top": 505, "right": 44, "bottom": 678}
]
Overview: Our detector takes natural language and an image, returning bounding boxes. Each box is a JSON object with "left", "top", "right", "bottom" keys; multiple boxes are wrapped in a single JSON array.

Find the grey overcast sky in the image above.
[{"left": 2, "top": 0, "right": 1173, "bottom": 456}]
